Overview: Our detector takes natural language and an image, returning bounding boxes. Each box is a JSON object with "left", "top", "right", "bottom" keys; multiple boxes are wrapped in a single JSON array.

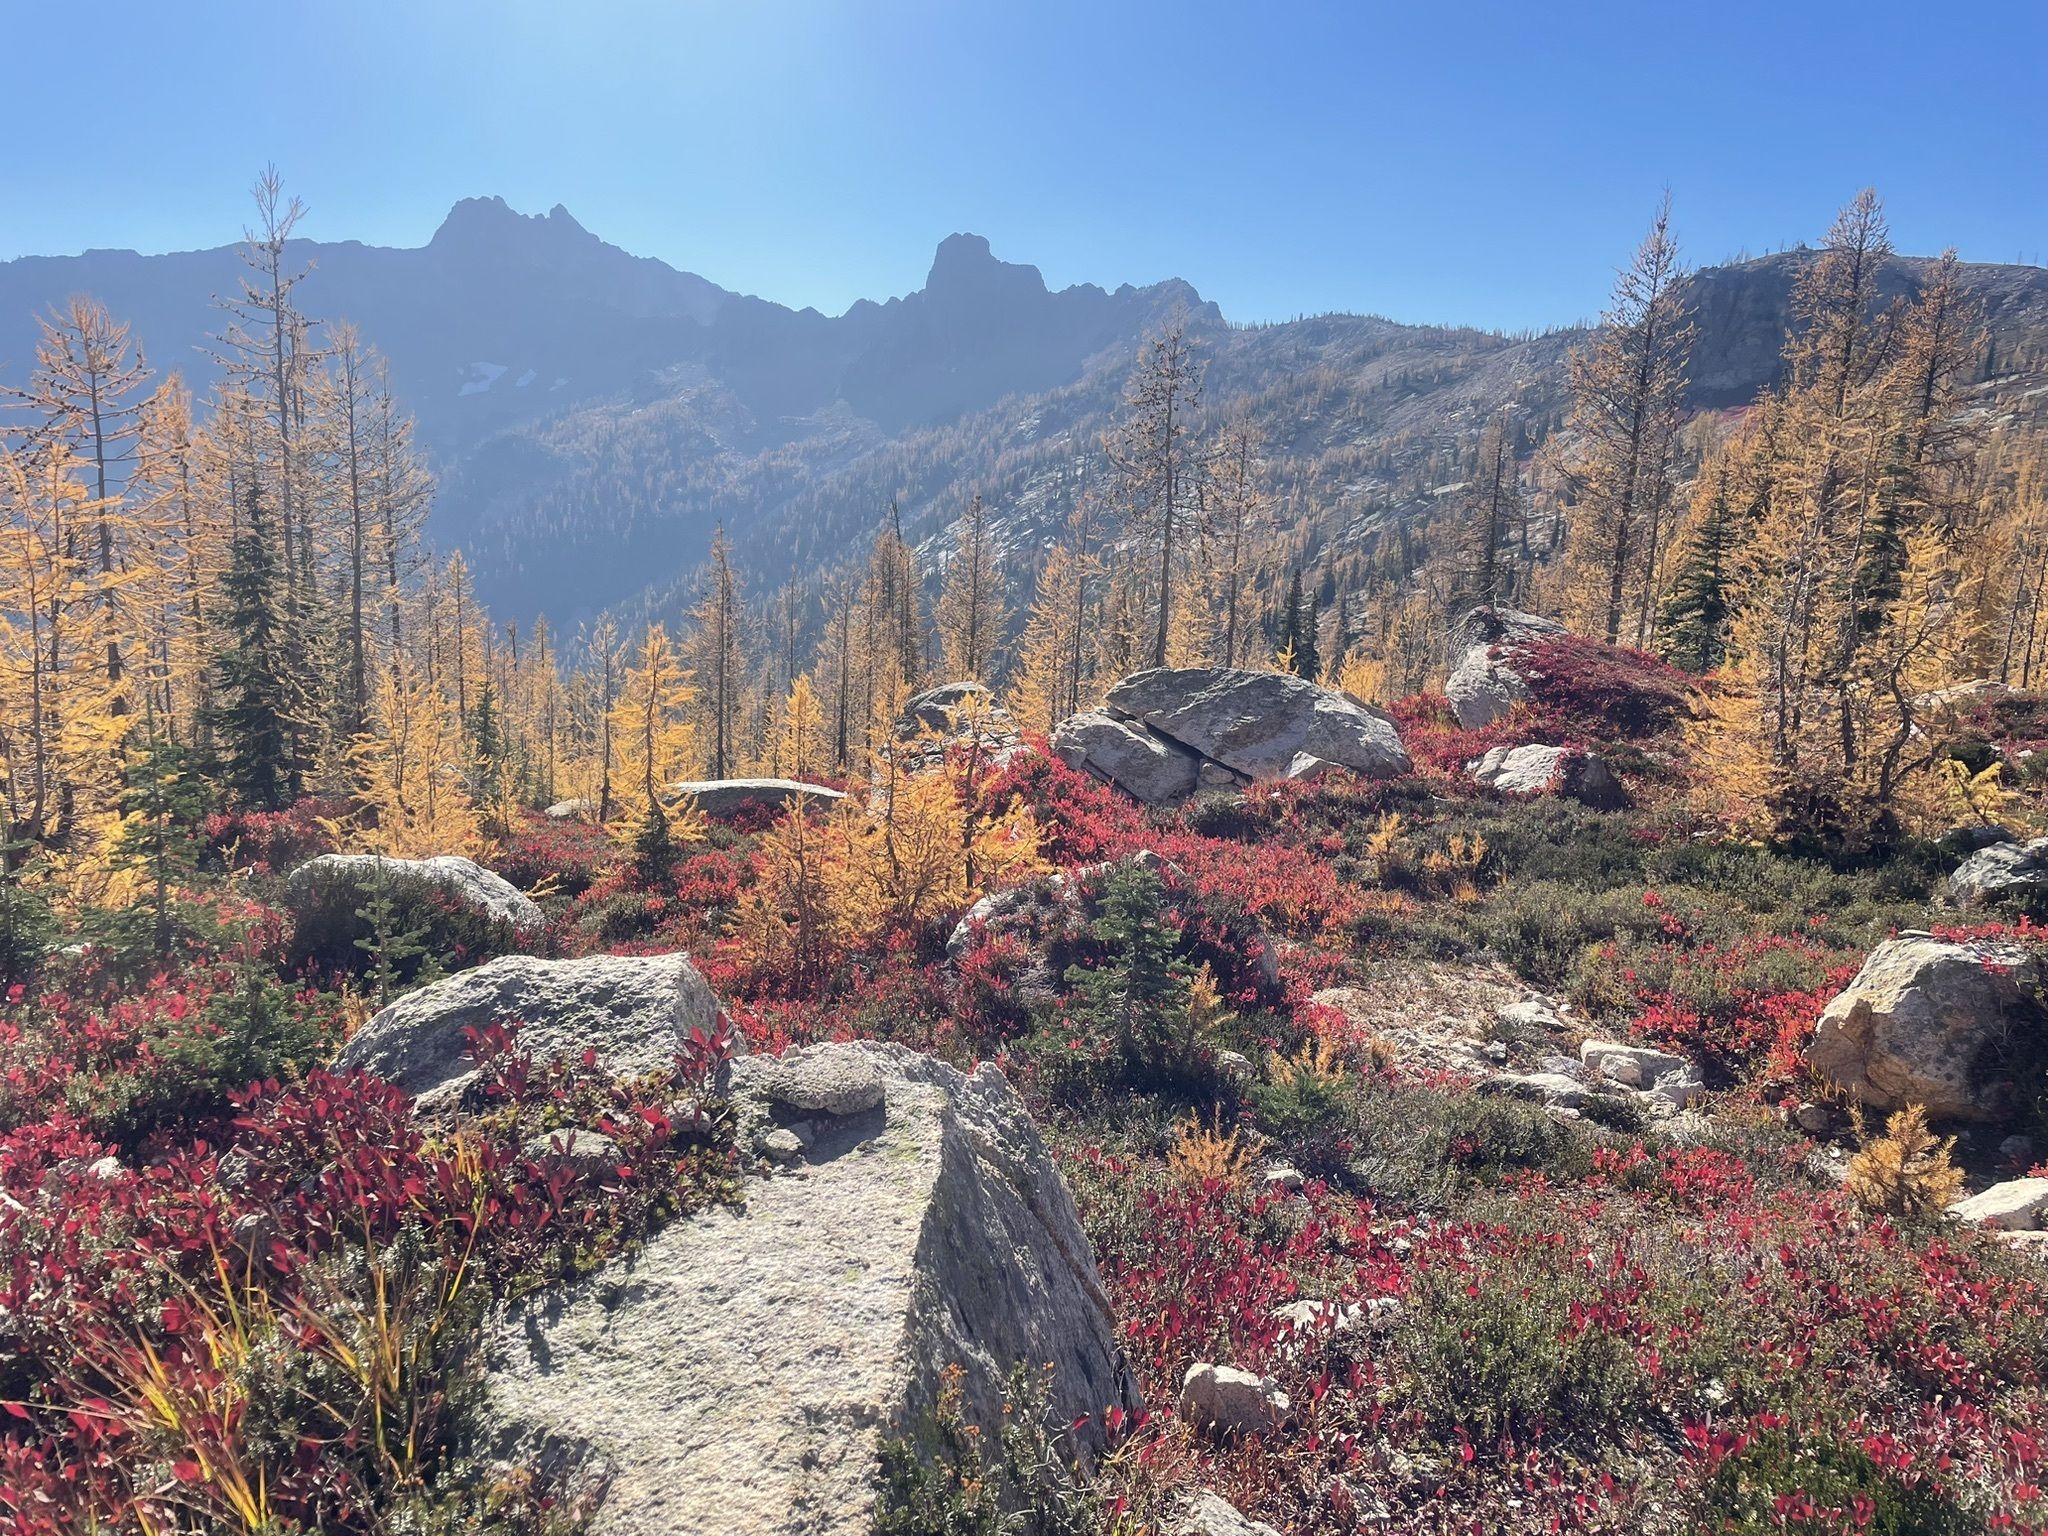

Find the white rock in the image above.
[
  {"left": 335, "top": 952, "right": 721, "bottom": 1111},
  {"left": 1177, "top": 1362, "right": 1287, "bottom": 1438},
  {"left": 1580, "top": 1039, "right": 1690, "bottom": 1089},
  {"left": 1263, "top": 1163, "right": 1306, "bottom": 1194},
  {"left": 1948, "top": 837, "right": 2048, "bottom": 908},
  {"left": 1469, "top": 743, "right": 1569, "bottom": 794},
  {"left": 1648, "top": 1066, "right": 1706, "bottom": 1111},
  {"left": 1171, "top": 1491, "right": 1285, "bottom": 1536},
  {"left": 1104, "top": 667, "right": 1411, "bottom": 782},
  {"left": 286, "top": 852, "right": 545, "bottom": 932},
  {"left": 668, "top": 778, "right": 846, "bottom": 817},
  {"left": 1051, "top": 708, "right": 1201, "bottom": 804},
  {"left": 486, "top": 1043, "right": 1136, "bottom": 1536},
  {"left": 1809, "top": 936, "right": 2042, "bottom": 1121},
  {"left": 1951, "top": 1177, "right": 2048, "bottom": 1231},
  {"left": 1446, "top": 646, "right": 1530, "bottom": 729},
  {"left": 730, "top": 1043, "right": 886, "bottom": 1117}
]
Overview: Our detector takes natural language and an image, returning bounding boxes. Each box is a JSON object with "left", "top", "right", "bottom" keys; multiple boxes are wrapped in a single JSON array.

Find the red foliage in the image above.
[
  {"left": 0, "top": 1019, "right": 738, "bottom": 1535},
  {"left": 1515, "top": 633, "right": 1695, "bottom": 739},
  {"left": 985, "top": 749, "right": 1145, "bottom": 865},
  {"left": 200, "top": 796, "right": 345, "bottom": 874}
]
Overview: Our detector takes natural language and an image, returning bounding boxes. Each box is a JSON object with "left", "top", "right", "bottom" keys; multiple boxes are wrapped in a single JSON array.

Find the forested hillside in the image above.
[{"left": 9, "top": 183, "right": 2045, "bottom": 646}]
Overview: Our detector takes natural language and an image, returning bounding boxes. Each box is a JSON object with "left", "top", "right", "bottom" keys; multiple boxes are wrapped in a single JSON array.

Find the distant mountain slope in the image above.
[{"left": 4, "top": 203, "right": 2045, "bottom": 631}]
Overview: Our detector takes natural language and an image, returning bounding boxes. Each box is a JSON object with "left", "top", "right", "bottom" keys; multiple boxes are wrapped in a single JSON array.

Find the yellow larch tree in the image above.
[
  {"left": 606, "top": 624, "right": 699, "bottom": 848},
  {"left": 346, "top": 652, "right": 481, "bottom": 858},
  {"left": 935, "top": 492, "right": 1007, "bottom": 683}
]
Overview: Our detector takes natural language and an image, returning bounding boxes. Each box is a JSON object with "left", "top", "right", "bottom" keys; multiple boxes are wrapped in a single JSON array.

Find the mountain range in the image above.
[{"left": 5, "top": 198, "right": 2047, "bottom": 630}]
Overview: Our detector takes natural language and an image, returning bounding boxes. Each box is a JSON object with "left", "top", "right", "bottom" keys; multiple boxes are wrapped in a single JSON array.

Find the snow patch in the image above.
[{"left": 458, "top": 362, "right": 509, "bottom": 397}]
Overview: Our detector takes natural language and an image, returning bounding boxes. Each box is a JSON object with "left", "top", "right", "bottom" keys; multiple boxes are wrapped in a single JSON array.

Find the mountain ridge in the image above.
[{"left": 4, "top": 200, "right": 2046, "bottom": 629}]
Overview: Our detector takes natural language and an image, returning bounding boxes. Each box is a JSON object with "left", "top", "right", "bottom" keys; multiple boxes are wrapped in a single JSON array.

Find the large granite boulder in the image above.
[
  {"left": 1949, "top": 837, "right": 2048, "bottom": 909},
  {"left": 1443, "top": 607, "right": 1566, "bottom": 729},
  {"left": 1051, "top": 708, "right": 1201, "bottom": 804},
  {"left": 1467, "top": 743, "right": 1627, "bottom": 808},
  {"left": 286, "top": 853, "right": 544, "bottom": 932},
  {"left": 669, "top": 778, "right": 845, "bottom": 818},
  {"left": 484, "top": 1042, "right": 1137, "bottom": 1536},
  {"left": 1808, "top": 936, "right": 2044, "bottom": 1121},
  {"left": 1951, "top": 1178, "right": 2048, "bottom": 1231},
  {"left": 1103, "top": 667, "right": 1411, "bottom": 782},
  {"left": 892, "top": 680, "right": 1026, "bottom": 772},
  {"left": 334, "top": 952, "right": 721, "bottom": 1111},
  {"left": 901, "top": 680, "right": 999, "bottom": 733}
]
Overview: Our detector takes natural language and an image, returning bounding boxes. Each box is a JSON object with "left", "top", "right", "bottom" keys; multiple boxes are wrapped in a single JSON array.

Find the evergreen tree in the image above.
[
  {"left": 1281, "top": 569, "right": 1320, "bottom": 679},
  {"left": 469, "top": 679, "right": 505, "bottom": 813},
  {"left": 353, "top": 879, "right": 436, "bottom": 1006},
  {"left": 0, "top": 802, "right": 55, "bottom": 987},
  {"left": 1063, "top": 864, "right": 1197, "bottom": 1085},
  {"left": 1658, "top": 463, "right": 1742, "bottom": 672},
  {"left": 207, "top": 486, "right": 300, "bottom": 809},
  {"left": 110, "top": 735, "right": 212, "bottom": 954}
]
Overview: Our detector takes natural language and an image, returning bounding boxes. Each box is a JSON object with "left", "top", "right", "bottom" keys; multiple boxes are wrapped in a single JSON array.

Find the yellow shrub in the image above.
[
  {"left": 1166, "top": 1111, "right": 1259, "bottom": 1187},
  {"left": 1845, "top": 1104, "right": 1964, "bottom": 1219}
]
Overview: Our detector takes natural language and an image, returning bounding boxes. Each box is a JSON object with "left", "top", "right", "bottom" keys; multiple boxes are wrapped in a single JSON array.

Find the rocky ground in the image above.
[{"left": 6, "top": 628, "right": 2048, "bottom": 1536}]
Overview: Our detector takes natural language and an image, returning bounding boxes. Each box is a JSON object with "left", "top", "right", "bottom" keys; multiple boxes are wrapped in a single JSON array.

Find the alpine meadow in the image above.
[{"left": 4, "top": 5, "right": 2048, "bottom": 1535}]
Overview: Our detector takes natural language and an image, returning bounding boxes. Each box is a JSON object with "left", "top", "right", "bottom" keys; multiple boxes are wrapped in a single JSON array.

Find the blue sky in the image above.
[{"left": 4, "top": 0, "right": 2043, "bottom": 329}]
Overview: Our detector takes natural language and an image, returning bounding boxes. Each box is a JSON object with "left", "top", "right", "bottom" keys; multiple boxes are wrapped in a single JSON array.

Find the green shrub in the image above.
[
  {"left": 1347, "top": 1082, "right": 1594, "bottom": 1201},
  {"left": 874, "top": 1363, "right": 1106, "bottom": 1536},
  {"left": 1248, "top": 1040, "right": 1354, "bottom": 1174},
  {"left": 1694, "top": 1432, "right": 1981, "bottom": 1535},
  {"left": 63, "top": 962, "right": 329, "bottom": 1148},
  {"left": 283, "top": 863, "right": 522, "bottom": 983},
  {"left": 1393, "top": 1234, "right": 1649, "bottom": 1448}
]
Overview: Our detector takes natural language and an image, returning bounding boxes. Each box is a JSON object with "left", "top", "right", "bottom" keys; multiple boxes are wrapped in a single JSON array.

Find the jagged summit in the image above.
[
  {"left": 428, "top": 195, "right": 596, "bottom": 253},
  {"left": 923, "top": 231, "right": 1040, "bottom": 293}
]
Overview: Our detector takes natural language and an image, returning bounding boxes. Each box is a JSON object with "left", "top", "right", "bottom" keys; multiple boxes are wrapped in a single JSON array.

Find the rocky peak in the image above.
[{"left": 428, "top": 195, "right": 599, "bottom": 260}]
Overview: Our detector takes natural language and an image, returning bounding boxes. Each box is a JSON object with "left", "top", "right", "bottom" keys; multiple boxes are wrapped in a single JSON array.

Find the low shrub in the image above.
[
  {"left": 874, "top": 1363, "right": 1110, "bottom": 1536},
  {"left": 281, "top": 863, "right": 526, "bottom": 984},
  {"left": 1693, "top": 1431, "right": 1981, "bottom": 1536},
  {"left": 1393, "top": 1227, "right": 1652, "bottom": 1449}
]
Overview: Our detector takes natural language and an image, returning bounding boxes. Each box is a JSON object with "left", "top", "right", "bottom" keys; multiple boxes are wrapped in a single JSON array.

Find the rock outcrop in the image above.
[
  {"left": 285, "top": 853, "right": 544, "bottom": 932},
  {"left": 1443, "top": 608, "right": 1566, "bottom": 729},
  {"left": 891, "top": 680, "right": 1026, "bottom": 772},
  {"left": 1107, "top": 668, "right": 1410, "bottom": 780},
  {"left": 1055, "top": 667, "right": 1410, "bottom": 802},
  {"left": 1050, "top": 709, "right": 1200, "bottom": 804},
  {"left": 1949, "top": 837, "right": 2048, "bottom": 908},
  {"left": 1808, "top": 936, "right": 2043, "bottom": 1121},
  {"left": 484, "top": 1041, "right": 1137, "bottom": 1536},
  {"left": 669, "top": 777, "right": 845, "bottom": 818},
  {"left": 543, "top": 797, "right": 595, "bottom": 821},
  {"left": 1178, "top": 1362, "right": 1288, "bottom": 1438},
  {"left": 334, "top": 952, "right": 721, "bottom": 1111},
  {"left": 1467, "top": 743, "right": 1627, "bottom": 808}
]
